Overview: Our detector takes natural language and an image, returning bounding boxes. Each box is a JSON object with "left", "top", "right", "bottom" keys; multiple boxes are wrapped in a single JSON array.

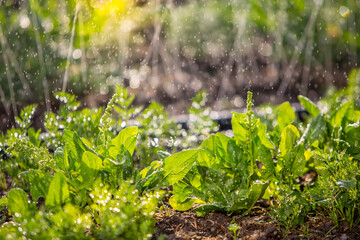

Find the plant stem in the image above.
[
  {"left": 1, "top": 38, "right": 18, "bottom": 117},
  {"left": 30, "top": 5, "right": 51, "bottom": 112},
  {"left": 0, "top": 79, "right": 10, "bottom": 115},
  {"left": 0, "top": 26, "right": 32, "bottom": 97},
  {"left": 79, "top": 10, "right": 88, "bottom": 85},
  {"left": 62, "top": 4, "right": 80, "bottom": 92}
]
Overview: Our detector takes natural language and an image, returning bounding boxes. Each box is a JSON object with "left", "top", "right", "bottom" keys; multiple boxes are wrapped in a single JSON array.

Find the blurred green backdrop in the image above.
[{"left": 0, "top": 0, "right": 359, "bottom": 120}]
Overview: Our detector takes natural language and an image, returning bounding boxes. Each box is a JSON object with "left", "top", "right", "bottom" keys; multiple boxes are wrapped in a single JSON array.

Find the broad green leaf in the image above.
[
  {"left": 258, "top": 142, "right": 274, "bottom": 174},
  {"left": 298, "top": 95, "right": 320, "bottom": 118},
  {"left": 64, "top": 130, "right": 102, "bottom": 166},
  {"left": 63, "top": 130, "right": 87, "bottom": 164},
  {"left": 45, "top": 172, "right": 70, "bottom": 209},
  {"left": 256, "top": 122, "right": 274, "bottom": 149},
  {"left": 345, "top": 121, "right": 360, "bottom": 156},
  {"left": 229, "top": 180, "right": 269, "bottom": 214},
  {"left": 347, "top": 68, "right": 360, "bottom": 91},
  {"left": 140, "top": 160, "right": 162, "bottom": 178},
  {"left": 290, "top": 144, "right": 306, "bottom": 176},
  {"left": 352, "top": 110, "right": 360, "bottom": 122},
  {"left": 215, "top": 133, "right": 231, "bottom": 163},
  {"left": 109, "top": 126, "right": 138, "bottom": 159},
  {"left": 189, "top": 170, "right": 202, "bottom": 189},
  {"left": 81, "top": 138, "right": 93, "bottom": 149},
  {"left": 227, "top": 140, "right": 246, "bottom": 171},
  {"left": 21, "top": 169, "right": 52, "bottom": 202},
  {"left": 169, "top": 196, "right": 195, "bottom": 211},
  {"left": 200, "top": 134, "right": 216, "bottom": 156},
  {"left": 201, "top": 168, "right": 234, "bottom": 206},
  {"left": 139, "top": 166, "right": 150, "bottom": 178},
  {"left": 298, "top": 115, "right": 327, "bottom": 147},
  {"left": 330, "top": 101, "right": 353, "bottom": 127},
  {"left": 7, "top": 188, "right": 30, "bottom": 219},
  {"left": 137, "top": 161, "right": 165, "bottom": 191},
  {"left": 279, "top": 125, "right": 300, "bottom": 155},
  {"left": 54, "top": 147, "right": 69, "bottom": 170},
  {"left": 231, "top": 112, "right": 247, "bottom": 141},
  {"left": 197, "top": 149, "right": 213, "bottom": 168},
  {"left": 172, "top": 180, "right": 195, "bottom": 203},
  {"left": 193, "top": 180, "right": 269, "bottom": 216},
  {"left": 64, "top": 130, "right": 84, "bottom": 158},
  {"left": 277, "top": 102, "right": 295, "bottom": 131},
  {"left": 102, "top": 150, "right": 133, "bottom": 185},
  {"left": 162, "top": 150, "right": 198, "bottom": 185},
  {"left": 79, "top": 151, "right": 103, "bottom": 188},
  {"left": 194, "top": 203, "right": 220, "bottom": 217}
]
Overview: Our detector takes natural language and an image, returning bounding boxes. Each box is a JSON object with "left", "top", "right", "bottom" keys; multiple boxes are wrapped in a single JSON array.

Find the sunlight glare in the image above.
[{"left": 92, "top": 0, "right": 129, "bottom": 16}]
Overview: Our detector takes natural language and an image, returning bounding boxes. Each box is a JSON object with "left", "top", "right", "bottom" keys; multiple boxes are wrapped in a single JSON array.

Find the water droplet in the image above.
[{"left": 339, "top": 6, "right": 350, "bottom": 17}]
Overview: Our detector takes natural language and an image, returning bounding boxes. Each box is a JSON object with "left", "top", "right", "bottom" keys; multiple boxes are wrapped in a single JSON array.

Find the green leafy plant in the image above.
[
  {"left": 2, "top": 70, "right": 360, "bottom": 238},
  {"left": 141, "top": 92, "right": 269, "bottom": 216},
  {"left": 310, "top": 150, "right": 360, "bottom": 231},
  {"left": 228, "top": 218, "right": 241, "bottom": 240},
  {"left": 296, "top": 87, "right": 360, "bottom": 231},
  {"left": 270, "top": 186, "right": 311, "bottom": 235},
  {"left": 0, "top": 182, "right": 160, "bottom": 240},
  {"left": 44, "top": 92, "right": 103, "bottom": 150},
  {"left": 1, "top": 86, "right": 162, "bottom": 239}
]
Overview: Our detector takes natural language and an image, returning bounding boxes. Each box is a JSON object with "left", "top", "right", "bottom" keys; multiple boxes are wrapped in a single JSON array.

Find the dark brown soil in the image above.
[{"left": 154, "top": 207, "right": 360, "bottom": 240}]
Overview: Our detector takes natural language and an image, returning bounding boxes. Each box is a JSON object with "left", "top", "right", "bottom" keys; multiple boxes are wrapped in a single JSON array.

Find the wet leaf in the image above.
[
  {"left": 7, "top": 188, "right": 30, "bottom": 219},
  {"left": 45, "top": 172, "right": 70, "bottom": 209},
  {"left": 298, "top": 115, "right": 327, "bottom": 147},
  {"left": 162, "top": 150, "right": 198, "bottom": 185},
  {"left": 229, "top": 180, "right": 269, "bottom": 214},
  {"left": 21, "top": 169, "right": 52, "bottom": 202},
  {"left": 257, "top": 122, "right": 274, "bottom": 149},
  {"left": 54, "top": 147, "right": 69, "bottom": 171},
  {"left": 279, "top": 125, "right": 300, "bottom": 155},
  {"left": 63, "top": 130, "right": 87, "bottom": 163},
  {"left": 298, "top": 95, "right": 320, "bottom": 118},
  {"left": 78, "top": 151, "right": 103, "bottom": 188},
  {"left": 278, "top": 102, "right": 295, "bottom": 131},
  {"left": 109, "top": 127, "right": 138, "bottom": 159},
  {"left": 231, "top": 112, "right": 247, "bottom": 142},
  {"left": 169, "top": 196, "right": 196, "bottom": 212},
  {"left": 200, "top": 134, "right": 216, "bottom": 156},
  {"left": 289, "top": 144, "right": 306, "bottom": 177},
  {"left": 345, "top": 121, "right": 360, "bottom": 156},
  {"left": 330, "top": 101, "right": 353, "bottom": 128}
]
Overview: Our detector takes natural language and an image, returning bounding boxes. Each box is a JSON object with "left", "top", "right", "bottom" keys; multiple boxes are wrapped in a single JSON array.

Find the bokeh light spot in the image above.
[{"left": 339, "top": 6, "right": 350, "bottom": 17}]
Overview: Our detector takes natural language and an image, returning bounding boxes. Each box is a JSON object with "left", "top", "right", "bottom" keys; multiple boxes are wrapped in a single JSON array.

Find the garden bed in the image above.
[
  {"left": 155, "top": 207, "right": 360, "bottom": 240},
  {"left": 1, "top": 73, "right": 360, "bottom": 239}
]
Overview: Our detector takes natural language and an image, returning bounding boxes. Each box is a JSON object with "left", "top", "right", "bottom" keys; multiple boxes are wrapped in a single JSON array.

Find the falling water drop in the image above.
[{"left": 339, "top": 6, "right": 350, "bottom": 18}]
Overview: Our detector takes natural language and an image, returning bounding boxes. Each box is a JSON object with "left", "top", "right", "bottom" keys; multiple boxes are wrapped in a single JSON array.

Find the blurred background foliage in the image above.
[{"left": 0, "top": 0, "right": 359, "bottom": 128}]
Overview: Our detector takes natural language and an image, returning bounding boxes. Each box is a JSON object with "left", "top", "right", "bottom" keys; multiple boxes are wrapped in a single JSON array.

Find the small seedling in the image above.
[{"left": 228, "top": 218, "right": 241, "bottom": 240}]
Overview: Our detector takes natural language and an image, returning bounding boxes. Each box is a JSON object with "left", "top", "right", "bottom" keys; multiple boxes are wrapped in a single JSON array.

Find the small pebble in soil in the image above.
[{"left": 340, "top": 233, "right": 348, "bottom": 240}]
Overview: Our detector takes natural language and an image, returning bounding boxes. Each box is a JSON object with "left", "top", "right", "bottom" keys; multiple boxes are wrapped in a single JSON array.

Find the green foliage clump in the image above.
[
  {"left": 0, "top": 85, "right": 167, "bottom": 239},
  {"left": 2, "top": 68, "right": 360, "bottom": 237},
  {"left": 137, "top": 69, "right": 360, "bottom": 234},
  {"left": 1, "top": 182, "right": 159, "bottom": 240},
  {"left": 140, "top": 92, "right": 269, "bottom": 216}
]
